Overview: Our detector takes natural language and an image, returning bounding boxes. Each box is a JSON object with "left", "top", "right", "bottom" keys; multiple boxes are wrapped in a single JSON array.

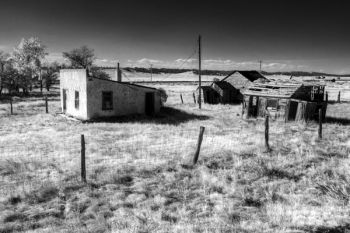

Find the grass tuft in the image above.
[
  {"left": 6, "top": 195, "right": 21, "bottom": 205},
  {"left": 3, "top": 212, "right": 27, "bottom": 223},
  {"left": 26, "top": 184, "right": 59, "bottom": 204}
]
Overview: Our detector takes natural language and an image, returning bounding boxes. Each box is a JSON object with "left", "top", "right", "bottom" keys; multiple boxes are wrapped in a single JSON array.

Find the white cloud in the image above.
[
  {"left": 137, "top": 58, "right": 162, "bottom": 64},
  {"left": 198, "top": 59, "right": 308, "bottom": 71},
  {"left": 120, "top": 57, "right": 308, "bottom": 72},
  {"left": 96, "top": 58, "right": 109, "bottom": 63},
  {"left": 175, "top": 58, "right": 196, "bottom": 63},
  {"left": 94, "top": 58, "right": 119, "bottom": 66},
  {"left": 45, "top": 52, "right": 66, "bottom": 63}
]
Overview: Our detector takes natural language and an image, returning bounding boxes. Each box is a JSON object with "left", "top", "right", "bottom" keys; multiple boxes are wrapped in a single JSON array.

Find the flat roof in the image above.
[
  {"left": 92, "top": 76, "right": 159, "bottom": 91},
  {"left": 60, "top": 69, "right": 158, "bottom": 91}
]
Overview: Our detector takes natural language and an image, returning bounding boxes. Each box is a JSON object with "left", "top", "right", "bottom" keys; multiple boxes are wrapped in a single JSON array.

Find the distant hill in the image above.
[
  {"left": 122, "top": 67, "right": 350, "bottom": 77},
  {"left": 260, "top": 71, "right": 350, "bottom": 77}
]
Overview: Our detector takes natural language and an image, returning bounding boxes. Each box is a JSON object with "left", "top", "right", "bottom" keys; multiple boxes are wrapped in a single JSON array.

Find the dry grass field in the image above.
[{"left": 0, "top": 82, "right": 350, "bottom": 233}]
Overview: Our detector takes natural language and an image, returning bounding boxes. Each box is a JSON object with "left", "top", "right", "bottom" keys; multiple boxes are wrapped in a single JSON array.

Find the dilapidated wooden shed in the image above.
[
  {"left": 198, "top": 81, "right": 241, "bottom": 104},
  {"left": 199, "top": 70, "right": 268, "bottom": 104},
  {"left": 197, "top": 86, "right": 220, "bottom": 104},
  {"left": 211, "top": 81, "right": 241, "bottom": 104},
  {"left": 221, "top": 70, "right": 268, "bottom": 102},
  {"left": 242, "top": 82, "right": 327, "bottom": 121}
]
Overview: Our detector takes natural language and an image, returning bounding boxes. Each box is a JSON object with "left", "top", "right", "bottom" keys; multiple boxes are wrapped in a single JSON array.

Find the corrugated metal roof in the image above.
[
  {"left": 222, "top": 70, "right": 268, "bottom": 82},
  {"left": 242, "top": 82, "right": 302, "bottom": 98},
  {"left": 212, "top": 81, "right": 236, "bottom": 90},
  {"left": 198, "top": 86, "right": 213, "bottom": 90}
]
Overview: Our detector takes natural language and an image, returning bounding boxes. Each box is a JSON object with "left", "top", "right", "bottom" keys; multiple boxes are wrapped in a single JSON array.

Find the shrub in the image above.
[{"left": 158, "top": 88, "right": 168, "bottom": 105}]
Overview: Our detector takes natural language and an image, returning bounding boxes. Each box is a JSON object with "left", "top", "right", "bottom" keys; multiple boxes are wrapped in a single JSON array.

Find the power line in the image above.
[
  {"left": 155, "top": 47, "right": 197, "bottom": 82},
  {"left": 121, "top": 70, "right": 132, "bottom": 82},
  {"left": 117, "top": 40, "right": 198, "bottom": 83}
]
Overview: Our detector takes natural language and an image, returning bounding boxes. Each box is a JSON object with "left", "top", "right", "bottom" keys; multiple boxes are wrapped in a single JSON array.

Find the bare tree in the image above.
[{"left": 62, "top": 46, "right": 95, "bottom": 69}]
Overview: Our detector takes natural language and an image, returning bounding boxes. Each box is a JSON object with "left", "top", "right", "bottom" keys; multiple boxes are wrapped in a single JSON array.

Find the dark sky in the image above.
[{"left": 1, "top": 0, "right": 350, "bottom": 73}]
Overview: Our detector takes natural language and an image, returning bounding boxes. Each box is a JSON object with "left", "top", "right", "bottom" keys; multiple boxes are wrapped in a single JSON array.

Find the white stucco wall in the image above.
[
  {"left": 59, "top": 69, "right": 88, "bottom": 120},
  {"left": 86, "top": 78, "right": 161, "bottom": 119},
  {"left": 60, "top": 69, "right": 161, "bottom": 120}
]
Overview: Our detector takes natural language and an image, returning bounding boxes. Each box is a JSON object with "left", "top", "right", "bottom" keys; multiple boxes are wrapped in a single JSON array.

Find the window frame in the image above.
[
  {"left": 266, "top": 98, "right": 278, "bottom": 111},
  {"left": 62, "top": 89, "right": 68, "bottom": 111},
  {"left": 74, "top": 91, "right": 79, "bottom": 109},
  {"left": 102, "top": 91, "right": 113, "bottom": 110}
]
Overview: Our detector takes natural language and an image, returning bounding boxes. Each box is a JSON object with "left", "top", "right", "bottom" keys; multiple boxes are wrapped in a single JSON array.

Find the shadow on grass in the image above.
[
  {"left": 263, "top": 167, "right": 303, "bottom": 182},
  {"left": 327, "top": 100, "right": 349, "bottom": 105},
  {"left": 325, "top": 116, "right": 350, "bottom": 125},
  {"left": 297, "top": 224, "right": 350, "bottom": 233},
  {"left": 87, "top": 107, "right": 210, "bottom": 125}
]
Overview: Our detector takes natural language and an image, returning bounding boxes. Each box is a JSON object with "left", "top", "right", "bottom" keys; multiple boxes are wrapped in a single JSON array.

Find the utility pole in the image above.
[
  {"left": 150, "top": 64, "right": 153, "bottom": 82},
  {"left": 117, "top": 62, "right": 122, "bottom": 82},
  {"left": 259, "top": 60, "right": 262, "bottom": 72},
  {"left": 198, "top": 35, "right": 202, "bottom": 109}
]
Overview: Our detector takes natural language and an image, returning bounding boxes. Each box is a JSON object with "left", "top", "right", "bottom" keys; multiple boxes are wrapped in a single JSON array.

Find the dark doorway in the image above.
[
  {"left": 145, "top": 92, "right": 155, "bottom": 116},
  {"left": 288, "top": 101, "right": 298, "bottom": 120},
  {"left": 63, "top": 89, "right": 67, "bottom": 112},
  {"left": 249, "top": 96, "right": 259, "bottom": 117}
]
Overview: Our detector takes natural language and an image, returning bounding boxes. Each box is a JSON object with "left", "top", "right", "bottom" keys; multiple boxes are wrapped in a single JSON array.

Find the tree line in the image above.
[{"left": 0, "top": 38, "right": 109, "bottom": 97}]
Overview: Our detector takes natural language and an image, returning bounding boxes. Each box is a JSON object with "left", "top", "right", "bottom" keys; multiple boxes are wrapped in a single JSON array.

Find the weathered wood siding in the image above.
[
  {"left": 197, "top": 87, "right": 220, "bottom": 104},
  {"left": 243, "top": 94, "right": 326, "bottom": 122},
  {"left": 293, "top": 85, "right": 325, "bottom": 102}
]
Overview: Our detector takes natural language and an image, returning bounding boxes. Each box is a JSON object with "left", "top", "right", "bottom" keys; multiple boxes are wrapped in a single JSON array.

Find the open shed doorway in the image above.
[
  {"left": 145, "top": 92, "right": 155, "bottom": 116},
  {"left": 288, "top": 101, "right": 298, "bottom": 120}
]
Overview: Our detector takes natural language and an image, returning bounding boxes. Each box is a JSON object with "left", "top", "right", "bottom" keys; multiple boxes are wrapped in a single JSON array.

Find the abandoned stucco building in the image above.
[
  {"left": 60, "top": 69, "right": 161, "bottom": 120},
  {"left": 242, "top": 82, "right": 327, "bottom": 121},
  {"left": 199, "top": 70, "right": 268, "bottom": 104}
]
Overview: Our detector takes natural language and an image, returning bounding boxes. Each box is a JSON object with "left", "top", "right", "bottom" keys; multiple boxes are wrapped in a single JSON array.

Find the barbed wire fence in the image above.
[
  {"left": 0, "top": 126, "right": 242, "bottom": 198},
  {"left": 0, "top": 83, "right": 349, "bottom": 198}
]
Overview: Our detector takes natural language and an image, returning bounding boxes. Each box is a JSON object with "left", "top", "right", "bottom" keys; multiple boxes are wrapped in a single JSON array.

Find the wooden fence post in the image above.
[
  {"left": 241, "top": 101, "right": 244, "bottom": 118},
  {"left": 318, "top": 108, "right": 322, "bottom": 139},
  {"left": 325, "top": 92, "right": 328, "bottom": 103},
  {"left": 265, "top": 114, "right": 271, "bottom": 152},
  {"left": 338, "top": 91, "right": 341, "bottom": 103},
  {"left": 81, "top": 134, "right": 86, "bottom": 183},
  {"left": 10, "top": 97, "right": 13, "bottom": 115},
  {"left": 180, "top": 94, "right": 184, "bottom": 104},
  {"left": 45, "top": 96, "right": 48, "bottom": 113},
  {"left": 193, "top": 126, "right": 205, "bottom": 165},
  {"left": 193, "top": 93, "right": 196, "bottom": 104}
]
